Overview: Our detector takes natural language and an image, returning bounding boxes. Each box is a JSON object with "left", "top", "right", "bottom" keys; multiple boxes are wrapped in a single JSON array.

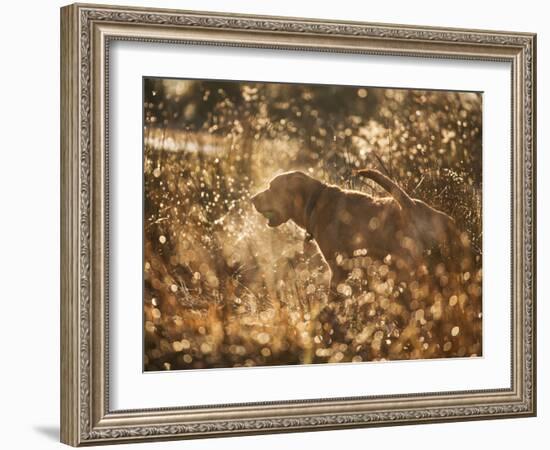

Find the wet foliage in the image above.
[{"left": 143, "top": 78, "right": 482, "bottom": 371}]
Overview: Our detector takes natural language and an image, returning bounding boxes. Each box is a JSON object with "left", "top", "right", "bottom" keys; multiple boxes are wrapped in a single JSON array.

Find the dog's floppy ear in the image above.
[
  {"left": 282, "top": 171, "right": 311, "bottom": 199},
  {"left": 285, "top": 171, "right": 309, "bottom": 184},
  {"left": 287, "top": 171, "right": 323, "bottom": 199}
]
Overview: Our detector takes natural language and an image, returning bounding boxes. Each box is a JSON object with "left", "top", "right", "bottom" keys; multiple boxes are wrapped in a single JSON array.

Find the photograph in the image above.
[
  {"left": 57, "top": 3, "right": 536, "bottom": 445},
  {"left": 142, "top": 78, "right": 483, "bottom": 371}
]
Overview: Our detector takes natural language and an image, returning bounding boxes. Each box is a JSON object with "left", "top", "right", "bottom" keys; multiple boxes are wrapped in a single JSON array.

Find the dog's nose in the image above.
[
  {"left": 250, "top": 192, "right": 260, "bottom": 207},
  {"left": 251, "top": 188, "right": 269, "bottom": 209}
]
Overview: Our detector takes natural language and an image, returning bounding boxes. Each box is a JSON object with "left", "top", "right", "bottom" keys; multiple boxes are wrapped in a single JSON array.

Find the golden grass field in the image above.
[{"left": 143, "top": 79, "right": 482, "bottom": 371}]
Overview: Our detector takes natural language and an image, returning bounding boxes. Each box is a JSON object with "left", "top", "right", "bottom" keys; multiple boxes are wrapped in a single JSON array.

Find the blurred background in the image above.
[{"left": 143, "top": 77, "right": 482, "bottom": 371}]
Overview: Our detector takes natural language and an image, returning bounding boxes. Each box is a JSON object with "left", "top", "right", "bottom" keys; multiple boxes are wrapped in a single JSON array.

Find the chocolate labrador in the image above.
[{"left": 251, "top": 169, "right": 464, "bottom": 289}]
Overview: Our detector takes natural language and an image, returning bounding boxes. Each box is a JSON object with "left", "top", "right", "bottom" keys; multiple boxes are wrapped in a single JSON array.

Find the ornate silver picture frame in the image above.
[{"left": 61, "top": 3, "right": 536, "bottom": 446}]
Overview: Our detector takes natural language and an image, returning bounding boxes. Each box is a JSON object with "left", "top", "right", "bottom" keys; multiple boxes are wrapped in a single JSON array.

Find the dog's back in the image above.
[{"left": 310, "top": 184, "right": 406, "bottom": 264}]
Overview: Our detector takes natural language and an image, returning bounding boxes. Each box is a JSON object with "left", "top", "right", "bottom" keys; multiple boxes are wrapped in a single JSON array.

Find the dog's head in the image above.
[{"left": 251, "top": 171, "right": 317, "bottom": 227}]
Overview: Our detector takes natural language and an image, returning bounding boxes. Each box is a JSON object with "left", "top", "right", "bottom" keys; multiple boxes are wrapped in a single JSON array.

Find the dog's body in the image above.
[{"left": 251, "top": 169, "right": 464, "bottom": 289}]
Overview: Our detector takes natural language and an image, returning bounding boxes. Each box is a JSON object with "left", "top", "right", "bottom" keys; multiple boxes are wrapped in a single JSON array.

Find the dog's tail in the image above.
[{"left": 356, "top": 169, "right": 415, "bottom": 212}]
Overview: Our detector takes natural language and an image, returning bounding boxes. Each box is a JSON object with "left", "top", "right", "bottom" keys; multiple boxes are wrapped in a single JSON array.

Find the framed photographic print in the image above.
[{"left": 60, "top": 3, "right": 536, "bottom": 446}]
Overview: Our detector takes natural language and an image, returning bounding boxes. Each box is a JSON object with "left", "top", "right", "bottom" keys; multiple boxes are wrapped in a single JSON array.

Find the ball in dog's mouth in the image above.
[
  {"left": 263, "top": 211, "right": 276, "bottom": 226},
  {"left": 259, "top": 210, "right": 280, "bottom": 227},
  {"left": 251, "top": 201, "right": 283, "bottom": 227}
]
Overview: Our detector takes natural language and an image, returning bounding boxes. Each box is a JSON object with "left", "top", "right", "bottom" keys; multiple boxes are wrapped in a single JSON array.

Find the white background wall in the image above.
[{"left": 0, "top": 0, "right": 546, "bottom": 448}]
